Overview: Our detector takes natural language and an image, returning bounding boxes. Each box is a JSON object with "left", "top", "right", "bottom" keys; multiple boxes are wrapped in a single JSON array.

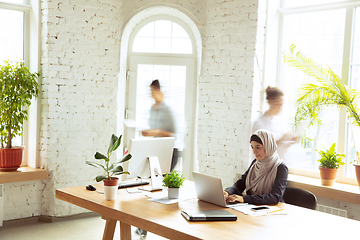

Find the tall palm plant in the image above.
[{"left": 283, "top": 44, "right": 360, "bottom": 156}]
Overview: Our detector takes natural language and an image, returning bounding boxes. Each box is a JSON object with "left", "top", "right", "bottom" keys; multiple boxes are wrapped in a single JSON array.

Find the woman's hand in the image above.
[
  {"left": 223, "top": 191, "right": 229, "bottom": 198},
  {"left": 225, "top": 194, "right": 244, "bottom": 203}
]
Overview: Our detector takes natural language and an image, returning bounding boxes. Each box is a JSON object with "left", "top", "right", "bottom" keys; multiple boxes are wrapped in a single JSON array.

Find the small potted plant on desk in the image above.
[
  {"left": 316, "top": 143, "right": 345, "bottom": 186},
  {"left": 0, "top": 60, "right": 41, "bottom": 171},
  {"left": 162, "top": 170, "right": 185, "bottom": 199},
  {"left": 86, "top": 134, "right": 132, "bottom": 200}
]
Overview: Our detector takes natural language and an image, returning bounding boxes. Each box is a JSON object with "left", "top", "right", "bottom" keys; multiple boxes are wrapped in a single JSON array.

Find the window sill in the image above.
[
  {"left": 0, "top": 167, "right": 48, "bottom": 184},
  {"left": 287, "top": 174, "right": 360, "bottom": 205}
]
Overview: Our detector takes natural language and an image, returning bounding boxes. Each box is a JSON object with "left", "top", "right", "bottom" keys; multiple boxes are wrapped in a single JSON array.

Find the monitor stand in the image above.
[{"left": 139, "top": 156, "right": 163, "bottom": 192}]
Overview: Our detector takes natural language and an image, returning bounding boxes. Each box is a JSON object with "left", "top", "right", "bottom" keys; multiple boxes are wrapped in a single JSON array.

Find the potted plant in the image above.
[
  {"left": 86, "top": 134, "right": 132, "bottom": 200},
  {"left": 316, "top": 143, "right": 345, "bottom": 186},
  {"left": 350, "top": 154, "right": 360, "bottom": 188},
  {"left": 284, "top": 45, "right": 360, "bottom": 186},
  {"left": 162, "top": 170, "right": 185, "bottom": 199},
  {"left": 0, "top": 60, "right": 41, "bottom": 171}
]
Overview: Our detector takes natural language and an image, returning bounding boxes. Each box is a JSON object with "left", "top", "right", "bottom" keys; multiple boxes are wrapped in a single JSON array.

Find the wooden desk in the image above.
[{"left": 56, "top": 182, "right": 360, "bottom": 240}]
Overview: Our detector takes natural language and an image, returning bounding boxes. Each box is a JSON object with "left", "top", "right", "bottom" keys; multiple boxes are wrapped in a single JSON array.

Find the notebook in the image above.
[
  {"left": 192, "top": 172, "right": 247, "bottom": 208},
  {"left": 181, "top": 210, "right": 237, "bottom": 221}
]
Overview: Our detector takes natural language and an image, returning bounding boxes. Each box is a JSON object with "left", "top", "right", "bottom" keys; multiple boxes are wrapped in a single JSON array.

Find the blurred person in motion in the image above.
[
  {"left": 141, "top": 79, "right": 178, "bottom": 171},
  {"left": 252, "top": 86, "right": 296, "bottom": 161},
  {"left": 137, "top": 79, "right": 178, "bottom": 237}
]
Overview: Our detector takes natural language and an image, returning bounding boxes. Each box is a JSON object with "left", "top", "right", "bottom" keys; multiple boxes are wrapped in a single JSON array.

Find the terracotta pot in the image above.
[
  {"left": 0, "top": 147, "right": 24, "bottom": 171},
  {"left": 319, "top": 167, "right": 338, "bottom": 186},
  {"left": 103, "top": 177, "right": 119, "bottom": 200},
  {"left": 354, "top": 164, "right": 360, "bottom": 187}
]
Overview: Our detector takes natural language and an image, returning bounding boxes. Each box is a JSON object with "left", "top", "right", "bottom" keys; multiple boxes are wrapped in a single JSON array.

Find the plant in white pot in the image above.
[
  {"left": 86, "top": 134, "right": 131, "bottom": 200},
  {"left": 0, "top": 60, "right": 41, "bottom": 171},
  {"left": 316, "top": 143, "right": 345, "bottom": 186},
  {"left": 162, "top": 170, "right": 185, "bottom": 199}
]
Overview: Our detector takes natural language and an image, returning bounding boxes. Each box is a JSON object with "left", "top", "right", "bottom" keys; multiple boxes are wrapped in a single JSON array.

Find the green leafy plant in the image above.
[
  {"left": 316, "top": 143, "right": 345, "bottom": 169},
  {"left": 162, "top": 170, "right": 185, "bottom": 188},
  {"left": 86, "top": 134, "right": 132, "bottom": 182},
  {"left": 283, "top": 44, "right": 360, "bottom": 159},
  {"left": 0, "top": 60, "right": 41, "bottom": 148}
]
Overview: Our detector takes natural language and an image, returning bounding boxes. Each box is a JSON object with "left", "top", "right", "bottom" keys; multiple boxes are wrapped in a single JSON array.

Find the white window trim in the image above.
[{"left": 264, "top": 0, "right": 360, "bottom": 185}]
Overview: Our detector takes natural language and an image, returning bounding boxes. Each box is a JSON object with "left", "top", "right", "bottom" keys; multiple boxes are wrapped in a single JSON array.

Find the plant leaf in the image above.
[
  {"left": 94, "top": 152, "right": 108, "bottom": 161},
  {"left": 85, "top": 160, "right": 106, "bottom": 171},
  {"left": 107, "top": 134, "right": 122, "bottom": 155},
  {"left": 95, "top": 175, "right": 107, "bottom": 182},
  {"left": 110, "top": 165, "right": 124, "bottom": 172},
  {"left": 113, "top": 153, "right": 132, "bottom": 165},
  {"left": 112, "top": 171, "right": 129, "bottom": 175}
]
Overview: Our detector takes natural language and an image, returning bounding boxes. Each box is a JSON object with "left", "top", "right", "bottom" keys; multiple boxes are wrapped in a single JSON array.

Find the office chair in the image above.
[{"left": 283, "top": 186, "right": 317, "bottom": 210}]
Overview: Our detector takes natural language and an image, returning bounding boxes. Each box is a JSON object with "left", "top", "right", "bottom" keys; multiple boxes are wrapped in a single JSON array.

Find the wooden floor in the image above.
[{"left": 0, "top": 216, "right": 167, "bottom": 240}]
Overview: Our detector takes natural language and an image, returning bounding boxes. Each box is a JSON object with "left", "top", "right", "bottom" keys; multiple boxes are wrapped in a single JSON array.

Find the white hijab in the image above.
[{"left": 245, "top": 129, "right": 282, "bottom": 195}]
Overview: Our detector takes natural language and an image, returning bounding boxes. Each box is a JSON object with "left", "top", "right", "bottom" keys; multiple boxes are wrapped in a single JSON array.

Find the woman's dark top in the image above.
[{"left": 224, "top": 159, "right": 288, "bottom": 205}]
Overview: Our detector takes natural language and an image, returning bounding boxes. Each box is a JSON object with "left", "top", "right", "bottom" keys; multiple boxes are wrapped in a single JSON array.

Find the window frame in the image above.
[
  {"left": 264, "top": 0, "right": 360, "bottom": 185},
  {"left": 0, "top": 0, "right": 40, "bottom": 168}
]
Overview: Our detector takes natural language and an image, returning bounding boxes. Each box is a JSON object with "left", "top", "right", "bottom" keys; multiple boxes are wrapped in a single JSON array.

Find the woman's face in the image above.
[
  {"left": 251, "top": 141, "right": 266, "bottom": 161},
  {"left": 268, "top": 96, "right": 283, "bottom": 115}
]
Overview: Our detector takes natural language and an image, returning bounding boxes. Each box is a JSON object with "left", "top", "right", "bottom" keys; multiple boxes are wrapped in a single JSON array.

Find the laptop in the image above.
[{"left": 192, "top": 172, "right": 246, "bottom": 208}]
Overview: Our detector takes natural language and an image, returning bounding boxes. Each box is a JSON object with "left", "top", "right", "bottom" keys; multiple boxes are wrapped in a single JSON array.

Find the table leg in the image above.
[
  {"left": 102, "top": 217, "right": 117, "bottom": 240},
  {"left": 120, "top": 221, "right": 131, "bottom": 240}
]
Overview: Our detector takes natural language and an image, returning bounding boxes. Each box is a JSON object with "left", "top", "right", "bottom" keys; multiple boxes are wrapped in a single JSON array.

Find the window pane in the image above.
[
  {"left": 132, "top": 37, "right": 154, "bottom": 52},
  {"left": 7, "top": 0, "right": 26, "bottom": 4},
  {"left": 283, "top": 0, "right": 352, "bottom": 8},
  {"left": 133, "top": 20, "right": 192, "bottom": 54},
  {"left": 0, "top": 9, "right": 24, "bottom": 62},
  {"left": 136, "top": 22, "right": 154, "bottom": 37},
  {"left": 352, "top": 8, "right": 360, "bottom": 64},
  {"left": 172, "top": 38, "right": 192, "bottom": 54},
  {"left": 154, "top": 38, "right": 171, "bottom": 53},
  {"left": 346, "top": 8, "right": 360, "bottom": 177},
  {"left": 172, "top": 22, "right": 189, "bottom": 38},
  {"left": 155, "top": 20, "right": 171, "bottom": 38},
  {"left": 282, "top": 9, "right": 345, "bottom": 170},
  {"left": 135, "top": 64, "right": 186, "bottom": 150}
]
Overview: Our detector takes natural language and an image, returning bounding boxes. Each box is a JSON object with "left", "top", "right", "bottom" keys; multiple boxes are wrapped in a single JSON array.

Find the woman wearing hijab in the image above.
[{"left": 224, "top": 129, "right": 288, "bottom": 205}]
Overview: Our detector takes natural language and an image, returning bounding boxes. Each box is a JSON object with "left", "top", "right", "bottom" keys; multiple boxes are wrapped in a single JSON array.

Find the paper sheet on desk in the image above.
[
  {"left": 230, "top": 204, "right": 286, "bottom": 217},
  {"left": 146, "top": 189, "right": 197, "bottom": 204}
]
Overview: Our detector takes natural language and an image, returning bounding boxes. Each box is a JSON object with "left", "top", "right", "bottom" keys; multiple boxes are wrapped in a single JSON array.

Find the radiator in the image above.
[
  {"left": 0, "top": 184, "right": 3, "bottom": 227},
  {"left": 316, "top": 204, "right": 347, "bottom": 218}
]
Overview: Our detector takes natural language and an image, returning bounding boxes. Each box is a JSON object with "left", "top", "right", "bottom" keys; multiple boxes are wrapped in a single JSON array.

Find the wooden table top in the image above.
[{"left": 56, "top": 181, "right": 360, "bottom": 240}]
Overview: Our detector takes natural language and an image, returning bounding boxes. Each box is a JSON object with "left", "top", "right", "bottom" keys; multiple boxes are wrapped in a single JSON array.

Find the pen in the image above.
[{"left": 268, "top": 209, "right": 283, "bottom": 214}]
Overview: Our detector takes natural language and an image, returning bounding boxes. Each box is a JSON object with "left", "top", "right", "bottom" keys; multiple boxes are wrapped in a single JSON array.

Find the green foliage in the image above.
[
  {"left": 162, "top": 170, "right": 185, "bottom": 188},
  {"left": 0, "top": 60, "right": 41, "bottom": 148},
  {"left": 283, "top": 45, "right": 360, "bottom": 150},
  {"left": 85, "top": 134, "right": 132, "bottom": 181},
  {"left": 316, "top": 143, "right": 345, "bottom": 169}
]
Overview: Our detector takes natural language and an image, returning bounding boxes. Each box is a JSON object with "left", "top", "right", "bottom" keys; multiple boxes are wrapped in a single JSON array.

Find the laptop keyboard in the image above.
[{"left": 118, "top": 179, "right": 150, "bottom": 189}]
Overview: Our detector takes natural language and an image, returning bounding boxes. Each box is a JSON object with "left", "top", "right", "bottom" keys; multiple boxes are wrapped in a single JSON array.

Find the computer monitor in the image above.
[{"left": 126, "top": 137, "right": 175, "bottom": 179}]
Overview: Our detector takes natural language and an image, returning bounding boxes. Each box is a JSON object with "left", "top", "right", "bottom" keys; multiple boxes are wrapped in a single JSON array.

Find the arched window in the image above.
[
  {"left": 132, "top": 20, "right": 193, "bottom": 54},
  {"left": 123, "top": 15, "right": 198, "bottom": 178}
]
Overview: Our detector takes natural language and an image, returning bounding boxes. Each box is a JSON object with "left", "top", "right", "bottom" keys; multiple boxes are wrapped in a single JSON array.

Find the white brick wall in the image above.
[
  {"left": 38, "top": 0, "right": 123, "bottom": 217},
  {"left": 198, "top": 0, "right": 261, "bottom": 187}
]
